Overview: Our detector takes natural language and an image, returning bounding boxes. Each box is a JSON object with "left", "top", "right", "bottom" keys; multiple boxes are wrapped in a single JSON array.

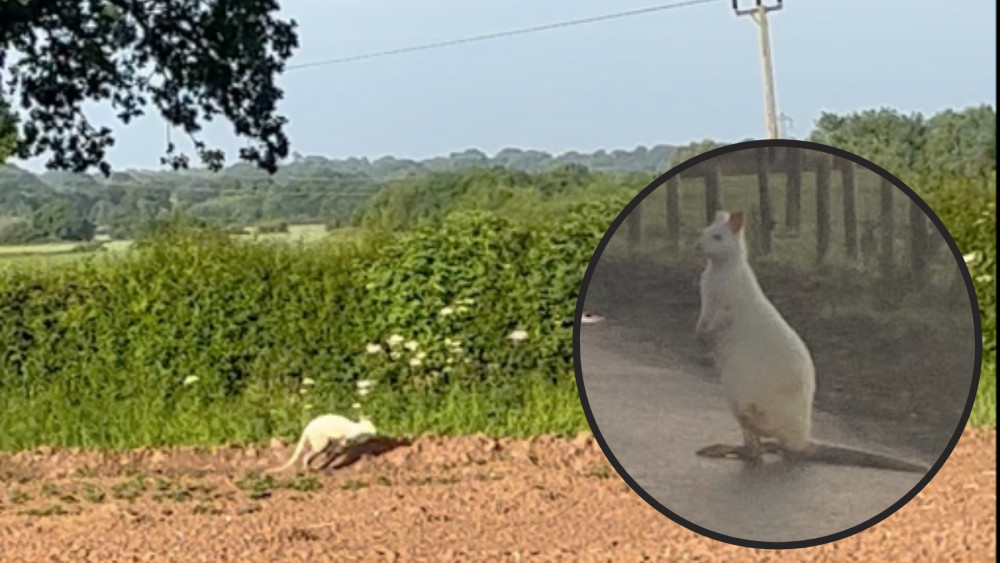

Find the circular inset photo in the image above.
[{"left": 573, "top": 140, "right": 981, "bottom": 548}]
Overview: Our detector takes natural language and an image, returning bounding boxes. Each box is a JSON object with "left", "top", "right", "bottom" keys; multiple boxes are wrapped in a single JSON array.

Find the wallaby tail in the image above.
[
  {"left": 806, "top": 443, "right": 929, "bottom": 474},
  {"left": 267, "top": 435, "right": 308, "bottom": 474}
]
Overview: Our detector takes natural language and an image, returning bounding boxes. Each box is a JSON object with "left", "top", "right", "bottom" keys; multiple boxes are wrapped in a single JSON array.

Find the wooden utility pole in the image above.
[{"left": 732, "top": 0, "right": 783, "bottom": 139}]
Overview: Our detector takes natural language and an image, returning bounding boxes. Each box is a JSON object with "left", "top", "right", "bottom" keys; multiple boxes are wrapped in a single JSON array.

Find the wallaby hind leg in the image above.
[
  {"left": 697, "top": 443, "right": 747, "bottom": 458},
  {"left": 696, "top": 440, "right": 782, "bottom": 459},
  {"left": 305, "top": 439, "right": 343, "bottom": 471},
  {"left": 737, "top": 402, "right": 770, "bottom": 463},
  {"left": 303, "top": 446, "right": 326, "bottom": 471},
  {"left": 697, "top": 403, "right": 780, "bottom": 462}
]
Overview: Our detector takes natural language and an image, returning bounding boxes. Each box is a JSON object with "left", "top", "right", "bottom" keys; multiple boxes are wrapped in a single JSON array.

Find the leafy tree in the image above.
[
  {"left": 31, "top": 197, "right": 95, "bottom": 240},
  {"left": 807, "top": 105, "right": 996, "bottom": 183},
  {"left": 809, "top": 108, "right": 926, "bottom": 176},
  {"left": 668, "top": 139, "right": 725, "bottom": 168},
  {"left": 920, "top": 105, "right": 996, "bottom": 181},
  {"left": 0, "top": 0, "right": 299, "bottom": 175},
  {"left": 0, "top": 215, "right": 39, "bottom": 243},
  {"left": 0, "top": 99, "right": 16, "bottom": 162}
]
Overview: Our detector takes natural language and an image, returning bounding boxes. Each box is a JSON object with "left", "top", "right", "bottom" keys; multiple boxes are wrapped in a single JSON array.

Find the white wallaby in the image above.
[
  {"left": 267, "top": 414, "right": 378, "bottom": 474},
  {"left": 694, "top": 210, "right": 928, "bottom": 473}
]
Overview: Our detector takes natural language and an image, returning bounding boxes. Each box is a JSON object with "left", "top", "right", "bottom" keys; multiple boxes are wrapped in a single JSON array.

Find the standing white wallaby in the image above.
[
  {"left": 267, "top": 414, "right": 378, "bottom": 474},
  {"left": 694, "top": 210, "right": 928, "bottom": 473}
]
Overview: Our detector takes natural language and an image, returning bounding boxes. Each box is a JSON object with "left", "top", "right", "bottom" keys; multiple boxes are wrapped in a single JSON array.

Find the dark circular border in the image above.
[{"left": 571, "top": 138, "right": 984, "bottom": 550}]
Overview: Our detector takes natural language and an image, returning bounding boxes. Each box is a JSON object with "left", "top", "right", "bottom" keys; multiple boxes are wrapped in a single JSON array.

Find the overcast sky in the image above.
[{"left": 12, "top": 0, "right": 997, "bottom": 172}]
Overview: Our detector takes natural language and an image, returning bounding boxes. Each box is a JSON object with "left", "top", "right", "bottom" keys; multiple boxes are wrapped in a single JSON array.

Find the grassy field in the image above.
[
  {"left": 245, "top": 223, "right": 330, "bottom": 243},
  {"left": 0, "top": 223, "right": 330, "bottom": 271}
]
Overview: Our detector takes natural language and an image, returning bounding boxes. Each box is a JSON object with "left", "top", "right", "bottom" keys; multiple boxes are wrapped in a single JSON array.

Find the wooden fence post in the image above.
[
  {"left": 756, "top": 147, "right": 774, "bottom": 255},
  {"left": 704, "top": 162, "right": 722, "bottom": 225},
  {"left": 815, "top": 153, "right": 831, "bottom": 265},
  {"left": 841, "top": 160, "right": 858, "bottom": 261},
  {"left": 627, "top": 199, "right": 642, "bottom": 251},
  {"left": 784, "top": 148, "right": 802, "bottom": 232},
  {"left": 908, "top": 200, "right": 929, "bottom": 285},
  {"left": 665, "top": 177, "right": 680, "bottom": 249},
  {"left": 879, "top": 177, "right": 896, "bottom": 281}
]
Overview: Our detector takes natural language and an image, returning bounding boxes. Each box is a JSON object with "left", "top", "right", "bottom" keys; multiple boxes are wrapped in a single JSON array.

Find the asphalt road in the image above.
[{"left": 577, "top": 318, "right": 931, "bottom": 545}]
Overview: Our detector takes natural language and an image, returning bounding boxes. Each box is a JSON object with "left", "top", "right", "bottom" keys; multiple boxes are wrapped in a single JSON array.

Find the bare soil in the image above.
[{"left": 0, "top": 427, "right": 994, "bottom": 562}]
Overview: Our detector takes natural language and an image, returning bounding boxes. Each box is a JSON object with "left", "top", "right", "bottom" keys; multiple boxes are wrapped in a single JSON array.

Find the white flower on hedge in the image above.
[
  {"left": 182, "top": 375, "right": 199, "bottom": 386},
  {"left": 963, "top": 251, "right": 982, "bottom": 265},
  {"left": 456, "top": 305, "right": 470, "bottom": 314},
  {"left": 439, "top": 306, "right": 455, "bottom": 317},
  {"left": 302, "top": 377, "right": 316, "bottom": 386},
  {"left": 507, "top": 329, "right": 529, "bottom": 342},
  {"left": 415, "top": 351, "right": 427, "bottom": 361},
  {"left": 351, "top": 402, "right": 362, "bottom": 410},
  {"left": 404, "top": 339, "right": 420, "bottom": 351},
  {"left": 458, "top": 297, "right": 475, "bottom": 305},
  {"left": 387, "top": 334, "right": 404, "bottom": 347},
  {"left": 365, "top": 343, "right": 383, "bottom": 355},
  {"left": 356, "top": 379, "right": 376, "bottom": 397},
  {"left": 390, "top": 350, "right": 402, "bottom": 361},
  {"left": 410, "top": 357, "right": 423, "bottom": 367}
]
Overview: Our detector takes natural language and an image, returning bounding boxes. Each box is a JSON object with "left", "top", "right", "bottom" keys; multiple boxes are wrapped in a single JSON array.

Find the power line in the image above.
[{"left": 285, "top": 0, "right": 720, "bottom": 71}]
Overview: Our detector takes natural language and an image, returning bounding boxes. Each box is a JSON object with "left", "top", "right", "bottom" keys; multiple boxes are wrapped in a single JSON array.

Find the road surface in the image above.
[{"left": 578, "top": 316, "right": 931, "bottom": 544}]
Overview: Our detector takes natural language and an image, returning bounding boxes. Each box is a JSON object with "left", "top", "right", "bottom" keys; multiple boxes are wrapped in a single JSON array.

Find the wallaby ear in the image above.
[
  {"left": 728, "top": 211, "right": 745, "bottom": 233},
  {"left": 713, "top": 210, "right": 729, "bottom": 226}
]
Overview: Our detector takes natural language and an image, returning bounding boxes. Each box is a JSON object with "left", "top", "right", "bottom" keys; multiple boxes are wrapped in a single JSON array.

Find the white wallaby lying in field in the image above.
[
  {"left": 267, "top": 414, "right": 378, "bottom": 474},
  {"left": 694, "top": 210, "right": 929, "bottom": 474}
]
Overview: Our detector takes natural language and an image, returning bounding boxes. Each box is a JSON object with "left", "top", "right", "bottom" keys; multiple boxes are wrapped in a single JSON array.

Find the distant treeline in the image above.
[
  {"left": 0, "top": 144, "right": 676, "bottom": 244},
  {"left": 0, "top": 105, "right": 994, "bottom": 247}
]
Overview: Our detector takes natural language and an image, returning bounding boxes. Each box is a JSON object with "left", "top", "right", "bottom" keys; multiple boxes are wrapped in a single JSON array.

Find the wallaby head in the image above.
[
  {"left": 353, "top": 418, "right": 377, "bottom": 437},
  {"left": 700, "top": 210, "right": 747, "bottom": 262}
]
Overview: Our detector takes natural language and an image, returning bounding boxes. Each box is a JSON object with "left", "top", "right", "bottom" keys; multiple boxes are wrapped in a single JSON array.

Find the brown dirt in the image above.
[{"left": 0, "top": 427, "right": 994, "bottom": 562}]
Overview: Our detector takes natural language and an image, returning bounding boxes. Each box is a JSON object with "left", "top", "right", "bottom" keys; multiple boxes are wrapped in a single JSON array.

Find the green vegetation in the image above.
[
  {"left": 0, "top": 146, "right": 669, "bottom": 247},
  {"left": 1, "top": 0, "right": 299, "bottom": 175},
  {"left": 0, "top": 106, "right": 993, "bottom": 453},
  {"left": 0, "top": 201, "right": 617, "bottom": 449},
  {"left": 810, "top": 106, "right": 996, "bottom": 428}
]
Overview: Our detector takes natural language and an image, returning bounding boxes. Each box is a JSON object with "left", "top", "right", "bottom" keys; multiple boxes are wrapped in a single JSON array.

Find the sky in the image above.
[{"left": 11, "top": 0, "right": 998, "bottom": 173}]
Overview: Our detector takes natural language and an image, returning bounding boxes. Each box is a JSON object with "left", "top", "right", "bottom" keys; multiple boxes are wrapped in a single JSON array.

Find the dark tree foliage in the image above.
[
  {"left": 0, "top": 99, "right": 16, "bottom": 160},
  {"left": 808, "top": 105, "right": 996, "bottom": 180},
  {"left": 0, "top": 0, "right": 298, "bottom": 176}
]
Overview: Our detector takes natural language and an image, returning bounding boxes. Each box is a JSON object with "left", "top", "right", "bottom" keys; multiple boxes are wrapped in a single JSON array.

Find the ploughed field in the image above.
[{"left": 0, "top": 428, "right": 994, "bottom": 561}]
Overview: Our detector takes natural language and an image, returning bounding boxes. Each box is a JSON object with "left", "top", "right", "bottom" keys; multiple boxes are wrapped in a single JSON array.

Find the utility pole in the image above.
[
  {"left": 732, "top": 0, "right": 783, "bottom": 139},
  {"left": 779, "top": 112, "right": 793, "bottom": 138}
]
